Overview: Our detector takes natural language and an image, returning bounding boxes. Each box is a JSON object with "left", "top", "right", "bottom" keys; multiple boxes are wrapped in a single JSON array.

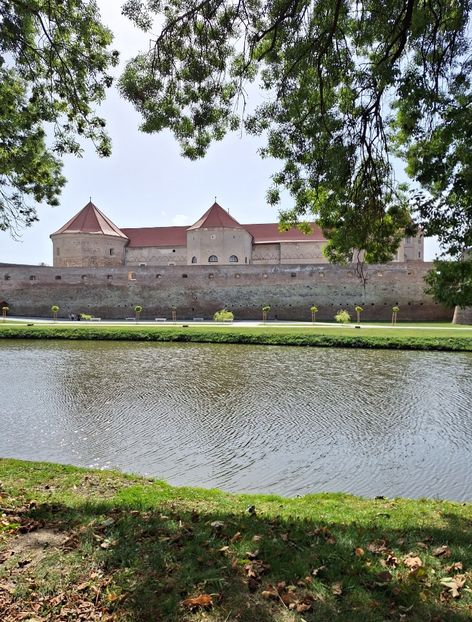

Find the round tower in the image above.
[{"left": 50, "top": 201, "right": 128, "bottom": 268}]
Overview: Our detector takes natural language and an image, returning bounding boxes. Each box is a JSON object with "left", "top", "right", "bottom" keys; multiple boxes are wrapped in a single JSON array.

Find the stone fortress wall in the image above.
[{"left": 1, "top": 261, "right": 452, "bottom": 321}]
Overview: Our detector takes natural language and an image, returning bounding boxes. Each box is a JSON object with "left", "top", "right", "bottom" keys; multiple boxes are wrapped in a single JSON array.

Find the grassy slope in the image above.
[
  {"left": 1, "top": 459, "right": 472, "bottom": 622},
  {"left": 0, "top": 322, "right": 471, "bottom": 351}
]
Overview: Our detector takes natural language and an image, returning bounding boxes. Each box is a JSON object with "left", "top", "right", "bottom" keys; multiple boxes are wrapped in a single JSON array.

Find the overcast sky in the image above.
[{"left": 0, "top": 2, "right": 440, "bottom": 265}]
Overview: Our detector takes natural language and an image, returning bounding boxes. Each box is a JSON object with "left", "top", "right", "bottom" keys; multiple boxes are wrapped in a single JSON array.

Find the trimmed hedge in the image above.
[{"left": 0, "top": 325, "right": 471, "bottom": 351}]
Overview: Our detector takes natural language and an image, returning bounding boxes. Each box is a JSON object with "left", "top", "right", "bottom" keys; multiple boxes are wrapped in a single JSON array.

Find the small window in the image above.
[
  {"left": 55, "top": 275, "right": 61, "bottom": 280},
  {"left": 4, "top": 274, "right": 10, "bottom": 281},
  {"left": 172, "top": 249, "right": 176, "bottom": 253},
  {"left": 81, "top": 275, "right": 87, "bottom": 282},
  {"left": 128, "top": 272, "right": 136, "bottom": 280},
  {"left": 139, "top": 263, "right": 146, "bottom": 268},
  {"left": 210, "top": 234, "right": 216, "bottom": 240},
  {"left": 56, "top": 247, "right": 60, "bottom": 256},
  {"left": 208, "top": 255, "right": 218, "bottom": 263},
  {"left": 109, "top": 248, "right": 114, "bottom": 256},
  {"left": 30, "top": 275, "right": 36, "bottom": 281},
  {"left": 182, "top": 274, "right": 188, "bottom": 278},
  {"left": 209, "top": 273, "right": 215, "bottom": 279},
  {"left": 418, "top": 251, "right": 421, "bottom": 258},
  {"left": 191, "top": 256, "right": 197, "bottom": 264},
  {"left": 156, "top": 274, "right": 162, "bottom": 279},
  {"left": 107, "top": 274, "right": 113, "bottom": 280},
  {"left": 229, "top": 255, "right": 238, "bottom": 263},
  {"left": 291, "top": 272, "right": 297, "bottom": 278}
]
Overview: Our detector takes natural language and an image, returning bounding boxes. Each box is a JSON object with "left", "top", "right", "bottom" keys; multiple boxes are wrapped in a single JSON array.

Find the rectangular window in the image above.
[
  {"left": 128, "top": 271, "right": 136, "bottom": 280},
  {"left": 109, "top": 248, "right": 114, "bottom": 256}
]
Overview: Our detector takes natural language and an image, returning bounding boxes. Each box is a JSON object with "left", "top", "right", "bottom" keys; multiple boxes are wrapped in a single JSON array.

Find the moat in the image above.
[{"left": 1, "top": 341, "right": 471, "bottom": 501}]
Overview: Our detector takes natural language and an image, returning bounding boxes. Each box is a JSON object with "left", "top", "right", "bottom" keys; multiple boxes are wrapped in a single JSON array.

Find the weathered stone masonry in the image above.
[{"left": 0, "top": 262, "right": 452, "bottom": 321}]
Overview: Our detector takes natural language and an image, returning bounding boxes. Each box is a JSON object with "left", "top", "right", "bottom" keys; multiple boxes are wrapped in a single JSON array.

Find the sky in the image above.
[{"left": 0, "top": 2, "right": 440, "bottom": 266}]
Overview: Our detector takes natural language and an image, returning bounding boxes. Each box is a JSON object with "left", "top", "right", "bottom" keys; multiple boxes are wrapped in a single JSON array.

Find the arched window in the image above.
[
  {"left": 208, "top": 255, "right": 218, "bottom": 263},
  {"left": 229, "top": 255, "right": 238, "bottom": 263},
  {"left": 191, "top": 256, "right": 197, "bottom": 264}
]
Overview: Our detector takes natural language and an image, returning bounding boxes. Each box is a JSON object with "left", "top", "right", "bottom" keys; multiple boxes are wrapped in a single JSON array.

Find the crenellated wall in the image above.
[{"left": 0, "top": 262, "right": 452, "bottom": 321}]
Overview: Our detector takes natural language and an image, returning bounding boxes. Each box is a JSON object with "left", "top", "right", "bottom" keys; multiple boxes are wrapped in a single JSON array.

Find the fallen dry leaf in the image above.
[
  {"left": 281, "top": 591, "right": 298, "bottom": 606},
  {"left": 445, "top": 561, "right": 463, "bottom": 573},
  {"left": 246, "top": 550, "right": 259, "bottom": 560},
  {"left": 440, "top": 575, "right": 466, "bottom": 598},
  {"left": 382, "top": 553, "right": 399, "bottom": 568},
  {"left": 404, "top": 555, "right": 423, "bottom": 571},
  {"left": 210, "top": 521, "right": 224, "bottom": 531},
  {"left": 354, "top": 547, "right": 365, "bottom": 557},
  {"left": 367, "top": 540, "right": 388, "bottom": 554},
  {"left": 331, "top": 582, "right": 343, "bottom": 596},
  {"left": 432, "top": 545, "right": 452, "bottom": 558},
  {"left": 374, "top": 571, "right": 392, "bottom": 585},
  {"left": 296, "top": 602, "right": 312, "bottom": 613},
  {"left": 261, "top": 588, "right": 278, "bottom": 600},
  {"left": 181, "top": 594, "right": 213, "bottom": 610},
  {"left": 230, "top": 531, "right": 242, "bottom": 543}
]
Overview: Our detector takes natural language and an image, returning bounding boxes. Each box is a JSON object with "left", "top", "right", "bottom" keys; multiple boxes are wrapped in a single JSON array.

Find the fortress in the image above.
[
  {"left": 50, "top": 200, "right": 425, "bottom": 268},
  {"left": 0, "top": 200, "right": 459, "bottom": 322}
]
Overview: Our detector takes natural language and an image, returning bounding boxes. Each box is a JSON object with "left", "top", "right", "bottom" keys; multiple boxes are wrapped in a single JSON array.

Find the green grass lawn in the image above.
[
  {"left": 0, "top": 321, "right": 471, "bottom": 351},
  {"left": 1, "top": 459, "right": 472, "bottom": 621}
]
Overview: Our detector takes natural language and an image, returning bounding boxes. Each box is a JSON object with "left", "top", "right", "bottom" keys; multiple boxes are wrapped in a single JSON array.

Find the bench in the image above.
[
  {"left": 193, "top": 317, "right": 204, "bottom": 321},
  {"left": 155, "top": 318, "right": 167, "bottom": 322},
  {"left": 90, "top": 317, "right": 101, "bottom": 321},
  {"left": 125, "top": 317, "right": 135, "bottom": 321}
]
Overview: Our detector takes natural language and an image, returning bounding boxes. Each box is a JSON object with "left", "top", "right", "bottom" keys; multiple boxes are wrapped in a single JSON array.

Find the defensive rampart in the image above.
[{"left": 0, "top": 262, "right": 452, "bottom": 321}]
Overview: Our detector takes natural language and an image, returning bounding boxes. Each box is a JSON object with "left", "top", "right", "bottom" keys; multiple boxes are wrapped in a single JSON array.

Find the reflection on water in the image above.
[{"left": 1, "top": 340, "right": 471, "bottom": 500}]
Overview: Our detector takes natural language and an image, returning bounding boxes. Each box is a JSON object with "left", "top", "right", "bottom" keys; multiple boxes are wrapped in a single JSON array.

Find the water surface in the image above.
[{"left": 1, "top": 340, "right": 471, "bottom": 500}]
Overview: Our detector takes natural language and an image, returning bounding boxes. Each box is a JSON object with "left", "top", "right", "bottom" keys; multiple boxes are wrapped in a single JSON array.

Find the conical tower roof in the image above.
[
  {"left": 51, "top": 201, "right": 128, "bottom": 238},
  {"left": 188, "top": 202, "right": 244, "bottom": 230}
]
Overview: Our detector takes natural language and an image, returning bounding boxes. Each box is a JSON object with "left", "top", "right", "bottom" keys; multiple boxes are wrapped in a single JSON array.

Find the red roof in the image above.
[
  {"left": 244, "top": 223, "right": 325, "bottom": 243},
  {"left": 121, "top": 226, "right": 188, "bottom": 248},
  {"left": 51, "top": 202, "right": 128, "bottom": 239},
  {"left": 51, "top": 201, "right": 327, "bottom": 248},
  {"left": 188, "top": 202, "right": 244, "bottom": 230}
]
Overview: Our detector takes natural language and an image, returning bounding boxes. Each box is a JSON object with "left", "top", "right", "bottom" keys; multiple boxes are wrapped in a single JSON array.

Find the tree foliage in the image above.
[
  {"left": 424, "top": 259, "right": 472, "bottom": 308},
  {"left": 120, "top": 0, "right": 471, "bottom": 263},
  {"left": 0, "top": 0, "right": 118, "bottom": 234}
]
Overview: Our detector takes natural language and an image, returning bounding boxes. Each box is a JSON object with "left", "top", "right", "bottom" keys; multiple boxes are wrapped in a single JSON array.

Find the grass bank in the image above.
[
  {"left": 0, "top": 323, "right": 471, "bottom": 351},
  {"left": 1, "top": 459, "right": 472, "bottom": 621}
]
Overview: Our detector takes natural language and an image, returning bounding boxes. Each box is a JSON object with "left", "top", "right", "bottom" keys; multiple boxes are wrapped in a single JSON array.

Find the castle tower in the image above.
[
  {"left": 50, "top": 201, "right": 128, "bottom": 267},
  {"left": 186, "top": 202, "right": 253, "bottom": 265}
]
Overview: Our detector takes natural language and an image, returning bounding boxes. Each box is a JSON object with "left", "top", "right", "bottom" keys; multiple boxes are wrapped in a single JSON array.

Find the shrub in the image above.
[
  {"left": 213, "top": 309, "right": 234, "bottom": 322},
  {"left": 79, "top": 313, "right": 92, "bottom": 321},
  {"left": 335, "top": 309, "right": 351, "bottom": 323}
]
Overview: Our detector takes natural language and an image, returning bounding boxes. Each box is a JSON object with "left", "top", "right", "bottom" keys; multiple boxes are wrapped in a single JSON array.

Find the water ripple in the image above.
[{"left": 1, "top": 341, "right": 472, "bottom": 500}]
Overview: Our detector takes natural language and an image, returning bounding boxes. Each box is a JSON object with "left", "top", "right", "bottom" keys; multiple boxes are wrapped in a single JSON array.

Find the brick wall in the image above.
[{"left": 0, "top": 262, "right": 452, "bottom": 321}]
